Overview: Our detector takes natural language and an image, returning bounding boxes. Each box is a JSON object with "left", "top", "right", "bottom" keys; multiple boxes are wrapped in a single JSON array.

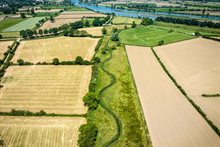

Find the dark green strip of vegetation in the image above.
[
  {"left": 151, "top": 48, "right": 220, "bottom": 136},
  {"left": 202, "top": 94, "right": 220, "bottom": 97},
  {"left": 0, "top": 109, "right": 86, "bottom": 117}
]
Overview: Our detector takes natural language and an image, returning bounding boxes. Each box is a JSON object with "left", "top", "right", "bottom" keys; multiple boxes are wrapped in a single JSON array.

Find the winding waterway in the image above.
[{"left": 71, "top": 0, "right": 220, "bottom": 21}]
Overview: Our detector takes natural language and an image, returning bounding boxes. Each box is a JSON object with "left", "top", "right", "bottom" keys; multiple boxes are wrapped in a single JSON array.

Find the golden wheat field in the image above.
[
  {"left": 0, "top": 65, "right": 91, "bottom": 114},
  {"left": 0, "top": 116, "right": 86, "bottom": 147},
  {"left": 12, "top": 36, "right": 99, "bottom": 63},
  {"left": 0, "top": 41, "right": 13, "bottom": 59},
  {"left": 79, "top": 27, "right": 103, "bottom": 36},
  {"left": 58, "top": 11, "right": 106, "bottom": 19}
]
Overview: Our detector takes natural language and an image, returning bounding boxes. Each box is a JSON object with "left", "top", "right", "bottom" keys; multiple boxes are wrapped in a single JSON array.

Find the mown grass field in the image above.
[
  {"left": 155, "top": 21, "right": 220, "bottom": 36},
  {"left": 0, "top": 41, "right": 13, "bottom": 59},
  {"left": 0, "top": 66, "right": 91, "bottom": 114},
  {"left": 119, "top": 26, "right": 195, "bottom": 47},
  {"left": 0, "top": 116, "right": 86, "bottom": 147},
  {"left": 89, "top": 31, "right": 150, "bottom": 146},
  {"left": 112, "top": 16, "right": 142, "bottom": 25},
  {"left": 12, "top": 36, "right": 99, "bottom": 63},
  {"left": 0, "top": 18, "right": 26, "bottom": 32},
  {"left": 3, "top": 17, "right": 44, "bottom": 32}
]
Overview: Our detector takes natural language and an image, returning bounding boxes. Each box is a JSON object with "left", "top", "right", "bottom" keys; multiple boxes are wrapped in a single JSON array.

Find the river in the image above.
[{"left": 71, "top": 0, "right": 220, "bottom": 21}]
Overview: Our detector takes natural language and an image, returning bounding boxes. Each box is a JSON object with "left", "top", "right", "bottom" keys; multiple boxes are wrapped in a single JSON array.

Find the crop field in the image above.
[
  {"left": 155, "top": 38, "right": 220, "bottom": 128},
  {"left": 0, "top": 65, "right": 91, "bottom": 114},
  {"left": 35, "top": 9, "right": 62, "bottom": 12},
  {"left": 112, "top": 16, "right": 141, "bottom": 25},
  {"left": 57, "top": 11, "right": 106, "bottom": 19},
  {"left": 119, "top": 26, "right": 195, "bottom": 47},
  {"left": 0, "top": 41, "right": 13, "bottom": 59},
  {"left": 0, "top": 116, "right": 86, "bottom": 147},
  {"left": 0, "top": 18, "right": 26, "bottom": 32},
  {"left": 126, "top": 45, "right": 220, "bottom": 147},
  {"left": 12, "top": 37, "right": 99, "bottom": 63},
  {"left": 2, "top": 17, "right": 45, "bottom": 32},
  {"left": 39, "top": 18, "right": 80, "bottom": 30},
  {"left": 79, "top": 27, "right": 103, "bottom": 36}
]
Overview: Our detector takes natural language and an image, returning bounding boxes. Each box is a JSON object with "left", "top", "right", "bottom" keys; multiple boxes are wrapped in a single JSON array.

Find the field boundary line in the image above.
[{"left": 151, "top": 47, "right": 220, "bottom": 136}]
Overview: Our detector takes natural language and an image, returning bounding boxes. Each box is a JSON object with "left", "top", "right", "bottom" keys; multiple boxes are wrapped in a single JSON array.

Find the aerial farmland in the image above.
[{"left": 0, "top": 0, "right": 220, "bottom": 147}]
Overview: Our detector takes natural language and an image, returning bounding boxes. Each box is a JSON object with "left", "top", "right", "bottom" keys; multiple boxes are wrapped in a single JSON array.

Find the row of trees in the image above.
[{"left": 156, "top": 16, "right": 220, "bottom": 28}]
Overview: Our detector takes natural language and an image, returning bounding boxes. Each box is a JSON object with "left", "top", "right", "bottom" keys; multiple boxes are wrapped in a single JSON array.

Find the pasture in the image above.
[
  {"left": 112, "top": 16, "right": 141, "bottom": 25},
  {"left": 0, "top": 65, "right": 91, "bottom": 114},
  {"left": 155, "top": 38, "right": 220, "bottom": 128},
  {"left": 0, "top": 41, "right": 13, "bottom": 59},
  {"left": 0, "top": 116, "right": 86, "bottom": 147},
  {"left": 3, "top": 17, "right": 45, "bottom": 32},
  {"left": 12, "top": 37, "right": 99, "bottom": 63},
  {"left": 0, "top": 18, "right": 26, "bottom": 32},
  {"left": 79, "top": 27, "right": 103, "bottom": 36},
  {"left": 119, "top": 26, "right": 195, "bottom": 47},
  {"left": 126, "top": 45, "right": 220, "bottom": 147}
]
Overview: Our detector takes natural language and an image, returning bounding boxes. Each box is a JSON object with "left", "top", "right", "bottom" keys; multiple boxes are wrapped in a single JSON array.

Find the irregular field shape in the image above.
[
  {"left": 79, "top": 27, "right": 103, "bottom": 36},
  {"left": 126, "top": 45, "right": 220, "bottom": 147},
  {"left": 0, "top": 66, "right": 91, "bottom": 114},
  {"left": 12, "top": 36, "right": 99, "bottom": 63},
  {"left": 120, "top": 26, "right": 194, "bottom": 47},
  {"left": 155, "top": 38, "right": 220, "bottom": 128},
  {"left": 39, "top": 18, "right": 80, "bottom": 30},
  {"left": 3, "top": 17, "right": 45, "bottom": 32},
  {"left": 0, "top": 116, "right": 86, "bottom": 147},
  {"left": 0, "top": 41, "right": 13, "bottom": 59}
]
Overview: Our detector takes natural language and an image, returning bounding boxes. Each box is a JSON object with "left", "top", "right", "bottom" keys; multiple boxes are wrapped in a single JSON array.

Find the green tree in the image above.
[
  {"left": 83, "top": 92, "right": 99, "bottom": 110},
  {"left": 50, "top": 16, "right": 55, "bottom": 23},
  {"left": 17, "top": 59, "right": 24, "bottom": 65},
  {"left": 38, "top": 29, "right": 43, "bottom": 35},
  {"left": 141, "top": 18, "right": 153, "bottom": 26},
  {"left": 44, "top": 29, "right": 48, "bottom": 35},
  {"left": 85, "top": 20, "right": 90, "bottom": 27},
  {"left": 158, "top": 40, "right": 164, "bottom": 46},
  {"left": 75, "top": 56, "right": 84, "bottom": 65},
  {"left": 131, "top": 21, "right": 137, "bottom": 28},
  {"left": 111, "top": 33, "right": 119, "bottom": 41},
  {"left": 0, "top": 34, "right": 2, "bottom": 39},
  {"left": 102, "top": 27, "right": 107, "bottom": 35},
  {"left": 20, "top": 13, "right": 26, "bottom": 18},
  {"left": 52, "top": 58, "right": 59, "bottom": 65}
]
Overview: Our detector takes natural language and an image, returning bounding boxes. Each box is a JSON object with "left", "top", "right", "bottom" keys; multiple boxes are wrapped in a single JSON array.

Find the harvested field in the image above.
[
  {"left": 79, "top": 27, "right": 103, "bottom": 36},
  {"left": 12, "top": 36, "right": 99, "bottom": 63},
  {"left": 126, "top": 45, "right": 220, "bottom": 147},
  {"left": 39, "top": 18, "right": 80, "bottom": 29},
  {"left": 0, "top": 65, "right": 91, "bottom": 114},
  {"left": 177, "top": 11, "right": 220, "bottom": 16},
  {"left": 58, "top": 11, "right": 106, "bottom": 19},
  {"left": 0, "top": 41, "right": 13, "bottom": 59},
  {"left": 3, "top": 17, "right": 45, "bottom": 32},
  {"left": 0, "top": 116, "right": 86, "bottom": 147},
  {"left": 155, "top": 38, "right": 220, "bottom": 128}
]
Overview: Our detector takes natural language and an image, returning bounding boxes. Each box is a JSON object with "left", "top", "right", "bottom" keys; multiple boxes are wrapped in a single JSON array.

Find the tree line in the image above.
[{"left": 156, "top": 16, "right": 220, "bottom": 28}]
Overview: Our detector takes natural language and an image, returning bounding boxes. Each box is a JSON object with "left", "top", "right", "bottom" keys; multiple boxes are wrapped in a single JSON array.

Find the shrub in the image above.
[
  {"left": 52, "top": 58, "right": 59, "bottom": 65},
  {"left": 83, "top": 92, "right": 99, "bottom": 110},
  {"left": 102, "top": 27, "right": 107, "bottom": 35},
  {"left": 75, "top": 56, "right": 84, "bottom": 65},
  {"left": 111, "top": 33, "right": 119, "bottom": 41},
  {"left": 141, "top": 18, "right": 153, "bottom": 26},
  {"left": 93, "top": 57, "right": 100, "bottom": 63},
  {"left": 78, "top": 123, "right": 98, "bottom": 147},
  {"left": 158, "top": 40, "right": 164, "bottom": 46},
  {"left": 131, "top": 21, "right": 137, "bottom": 28},
  {"left": 0, "top": 34, "right": 2, "bottom": 39},
  {"left": 17, "top": 59, "right": 24, "bottom": 65}
]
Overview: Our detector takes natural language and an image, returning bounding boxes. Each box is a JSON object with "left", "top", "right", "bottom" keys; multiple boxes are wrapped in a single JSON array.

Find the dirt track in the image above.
[{"left": 126, "top": 45, "right": 220, "bottom": 147}]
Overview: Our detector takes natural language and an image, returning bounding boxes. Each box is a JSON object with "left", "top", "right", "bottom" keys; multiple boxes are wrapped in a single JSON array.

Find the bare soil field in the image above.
[
  {"left": 0, "top": 65, "right": 91, "bottom": 114},
  {"left": 126, "top": 45, "right": 220, "bottom": 147},
  {"left": 79, "top": 27, "right": 103, "bottom": 36},
  {"left": 39, "top": 18, "right": 80, "bottom": 30},
  {"left": 0, "top": 41, "right": 13, "bottom": 59},
  {"left": 155, "top": 38, "right": 220, "bottom": 128},
  {"left": 0, "top": 116, "right": 86, "bottom": 147},
  {"left": 12, "top": 36, "right": 99, "bottom": 63},
  {"left": 57, "top": 11, "right": 106, "bottom": 19}
]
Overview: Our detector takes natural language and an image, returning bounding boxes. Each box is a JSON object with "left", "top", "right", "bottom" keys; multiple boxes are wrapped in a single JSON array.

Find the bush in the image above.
[
  {"left": 17, "top": 59, "right": 24, "bottom": 65},
  {"left": 52, "top": 58, "right": 59, "bottom": 65},
  {"left": 83, "top": 92, "right": 99, "bottom": 110},
  {"left": 141, "top": 18, "right": 153, "bottom": 26},
  {"left": 93, "top": 57, "right": 100, "bottom": 63},
  {"left": 111, "top": 33, "right": 119, "bottom": 41},
  {"left": 78, "top": 123, "right": 98, "bottom": 147},
  {"left": 158, "top": 40, "right": 164, "bottom": 46},
  {"left": 75, "top": 56, "right": 84, "bottom": 65},
  {"left": 102, "top": 27, "right": 107, "bottom": 35},
  {"left": 131, "top": 21, "right": 137, "bottom": 28}
]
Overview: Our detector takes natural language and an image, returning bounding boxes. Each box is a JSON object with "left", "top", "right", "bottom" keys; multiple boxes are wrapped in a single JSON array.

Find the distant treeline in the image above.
[{"left": 156, "top": 16, "right": 220, "bottom": 28}]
